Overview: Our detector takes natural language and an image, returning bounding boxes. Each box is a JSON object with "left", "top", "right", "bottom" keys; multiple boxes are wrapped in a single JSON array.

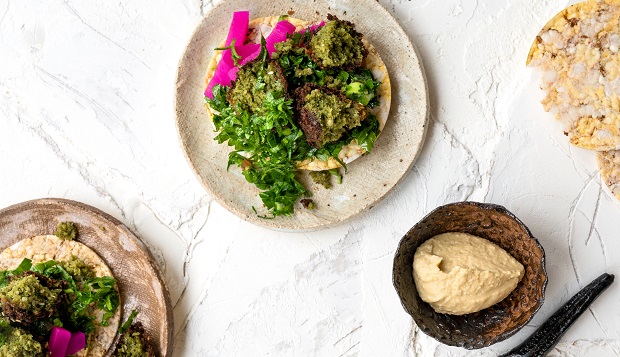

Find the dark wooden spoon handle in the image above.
[{"left": 500, "top": 273, "right": 615, "bottom": 357}]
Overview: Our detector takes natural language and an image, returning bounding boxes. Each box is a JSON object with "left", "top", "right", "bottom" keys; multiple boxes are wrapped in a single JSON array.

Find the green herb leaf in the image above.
[
  {"left": 31, "top": 260, "right": 60, "bottom": 274},
  {"left": 214, "top": 39, "right": 241, "bottom": 67},
  {"left": 14, "top": 258, "right": 33, "bottom": 273},
  {"left": 0, "top": 258, "right": 32, "bottom": 288},
  {"left": 120, "top": 310, "right": 139, "bottom": 334},
  {"left": 350, "top": 114, "right": 380, "bottom": 152},
  {"left": 258, "top": 34, "right": 268, "bottom": 63}
]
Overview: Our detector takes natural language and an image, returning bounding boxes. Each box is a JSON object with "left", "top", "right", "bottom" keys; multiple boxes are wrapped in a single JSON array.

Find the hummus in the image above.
[{"left": 413, "top": 232, "right": 524, "bottom": 315}]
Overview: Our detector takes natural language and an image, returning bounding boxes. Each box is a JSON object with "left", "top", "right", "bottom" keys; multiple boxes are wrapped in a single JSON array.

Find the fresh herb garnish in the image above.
[
  {"left": 214, "top": 39, "right": 241, "bottom": 66},
  {"left": 329, "top": 168, "right": 343, "bottom": 184},
  {"left": 119, "top": 310, "right": 139, "bottom": 334},
  {"left": 211, "top": 86, "right": 310, "bottom": 216},
  {"left": 0, "top": 258, "right": 32, "bottom": 288},
  {"left": 258, "top": 34, "right": 268, "bottom": 63},
  {"left": 345, "top": 70, "right": 381, "bottom": 107}
]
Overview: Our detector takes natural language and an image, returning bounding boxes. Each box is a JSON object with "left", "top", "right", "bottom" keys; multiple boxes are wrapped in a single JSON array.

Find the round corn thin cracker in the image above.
[
  {"left": 598, "top": 150, "right": 620, "bottom": 198},
  {"left": 204, "top": 16, "right": 391, "bottom": 171},
  {"left": 0, "top": 235, "right": 121, "bottom": 357},
  {"left": 527, "top": 0, "right": 620, "bottom": 151}
]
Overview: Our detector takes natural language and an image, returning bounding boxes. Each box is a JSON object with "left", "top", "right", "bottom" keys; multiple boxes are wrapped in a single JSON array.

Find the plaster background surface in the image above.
[{"left": 0, "top": 0, "right": 618, "bottom": 355}]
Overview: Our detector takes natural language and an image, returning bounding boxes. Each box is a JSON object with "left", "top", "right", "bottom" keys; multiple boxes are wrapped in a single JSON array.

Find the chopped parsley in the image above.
[
  {"left": 210, "top": 85, "right": 309, "bottom": 216},
  {"left": 120, "top": 310, "right": 139, "bottom": 334}
]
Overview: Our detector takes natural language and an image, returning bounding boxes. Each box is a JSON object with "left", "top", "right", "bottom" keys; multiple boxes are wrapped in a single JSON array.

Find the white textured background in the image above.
[{"left": 1, "top": 0, "right": 619, "bottom": 356}]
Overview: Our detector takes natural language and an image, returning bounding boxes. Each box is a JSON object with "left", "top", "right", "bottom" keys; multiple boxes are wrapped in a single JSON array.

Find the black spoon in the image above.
[{"left": 500, "top": 273, "right": 615, "bottom": 357}]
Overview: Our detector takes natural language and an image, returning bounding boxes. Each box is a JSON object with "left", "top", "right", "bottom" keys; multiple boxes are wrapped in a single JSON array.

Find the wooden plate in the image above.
[
  {"left": 175, "top": 0, "right": 429, "bottom": 231},
  {"left": 0, "top": 198, "right": 173, "bottom": 356}
]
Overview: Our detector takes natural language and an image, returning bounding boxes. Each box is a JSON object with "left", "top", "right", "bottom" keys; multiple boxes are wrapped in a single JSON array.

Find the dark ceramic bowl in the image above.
[{"left": 393, "top": 202, "right": 547, "bottom": 349}]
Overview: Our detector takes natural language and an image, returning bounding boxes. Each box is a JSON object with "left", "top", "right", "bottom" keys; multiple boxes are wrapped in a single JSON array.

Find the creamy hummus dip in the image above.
[{"left": 413, "top": 232, "right": 524, "bottom": 315}]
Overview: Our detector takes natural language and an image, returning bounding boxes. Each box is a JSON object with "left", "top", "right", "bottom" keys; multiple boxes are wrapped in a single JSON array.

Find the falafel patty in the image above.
[{"left": 295, "top": 83, "right": 367, "bottom": 148}]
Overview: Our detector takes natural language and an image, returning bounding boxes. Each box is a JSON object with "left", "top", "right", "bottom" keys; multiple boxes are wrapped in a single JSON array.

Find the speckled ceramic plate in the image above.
[
  {"left": 175, "top": 0, "right": 428, "bottom": 231},
  {"left": 0, "top": 198, "right": 173, "bottom": 357}
]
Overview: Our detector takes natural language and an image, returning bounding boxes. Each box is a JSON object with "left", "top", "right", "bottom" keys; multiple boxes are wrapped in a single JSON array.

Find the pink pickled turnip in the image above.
[
  {"left": 204, "top": 42, "right": 261, "bottom": 97},
  {"left": 49, "top": 327, "right": 71, "bottom": 357},
  {"left": 204, "top": 11, "right": 250, "bottom": 98},
  {"left": 66, "top": 331, "right": 86, "bottom": 355},
  {"left": 227, "top": 66, "right": 240, "bottom": 83},
  {"left": 204, "top": 55, "right": 236, "bottom": 98},
  {"left": 299, "top": 21, "right": 325, "bottom": 34},
  {"left": 266, "top": 20, "right": 297, "bottom": 55},
  {"left": 236, "top": 43, "right": 261, "bottom": 66},
  {"left": 205, "top": 14, "right": 304, "bottom": 99},
  {"left": 224, "top": 11, "right": 249, "bottom": 48}
]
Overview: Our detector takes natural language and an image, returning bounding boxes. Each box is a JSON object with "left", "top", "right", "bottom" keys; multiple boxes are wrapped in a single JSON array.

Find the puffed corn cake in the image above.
[
  {"left": 528, "top": 0, "right": 620, "bottom": 199},
  {"left": 598, "top": 150, "right": 620, "bottom": 197}
]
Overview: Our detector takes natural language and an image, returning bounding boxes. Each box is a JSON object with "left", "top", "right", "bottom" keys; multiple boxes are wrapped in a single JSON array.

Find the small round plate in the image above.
[
  {"left": 175, "top": 0, "right": 429, "bottom": 231},
  {"left": 0, "top": 198, "right": 173, "bottom": 356}
]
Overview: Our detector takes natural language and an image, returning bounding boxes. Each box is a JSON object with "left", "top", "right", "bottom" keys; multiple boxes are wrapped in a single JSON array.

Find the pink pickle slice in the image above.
[
  {"left": 299, "top": 21, "right": 325, "bottom": 34},
  {"left": 204, "top": 56, "right": 235, "bottom": 98},
  {"left": 237, "top": 43, "right": 261, "bottom": 66},
  {"left": 204, "top": 10, "right": 250, "bottom": 98},
  {"left": 49, "top": 327, "right": 71, "bottom": 357},
  {"left": 205, "top": 17, "right": 321, "bottom": 99},
  {"left": 225, "top": 11, "right": 249, "bottom": 47},
  {"left": 205, "top": 42, "right": 260, "bottom": 98},
  {"left": 66, "top": 331, "right": 87, "bottom": 355},
  {"left": 266, "top": 20, "right": 296, "bottom": 55}
]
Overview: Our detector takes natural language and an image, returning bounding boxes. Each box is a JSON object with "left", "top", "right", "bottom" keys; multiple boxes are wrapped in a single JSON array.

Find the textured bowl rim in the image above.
[{"left": 392, "top": 201, "right": 548, "bottom": 349}]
